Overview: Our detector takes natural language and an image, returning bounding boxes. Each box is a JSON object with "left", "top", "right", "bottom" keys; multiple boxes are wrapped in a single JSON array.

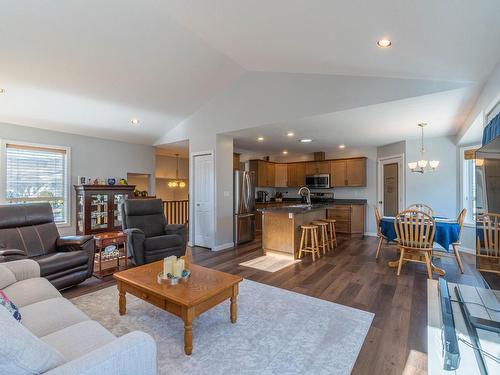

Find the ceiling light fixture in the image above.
[
  {"left": 377, "top": 39, "right": 392, "bottom": 48},
  {"left": 408, "top": 123, "right": 439, "bottom": 173},
  {"left": 339, "top": 144, "right": 346, "bottom": 149},
  {"left": 282, "top": 150, "right": 288, "bottom": 155},
  {"left": 168, "top": 154, "right": 187, "bottom": 188},
  {"left": 0, "top": 88, "right": 4, "bottom": 94},
  {"left": 131, "top": 118, "right": 140, "bottom": 125},
  {"left": 257, "top": 137, "right": 264, "bottom": 141},
  {"left": 299, "top": 139, "right": 312, "bottom": 143},
  {"left": 287, "top": 132, "right": 295, "bottom": 137}
]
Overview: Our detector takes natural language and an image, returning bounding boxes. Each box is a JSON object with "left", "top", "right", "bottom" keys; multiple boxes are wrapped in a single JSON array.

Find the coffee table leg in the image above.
[
  {"left": 230, "top": 284, "right": 239, "bottom": 324},
  {"left": 183, "top": 307, "right": 194, "bottom": 355},
  {"left": 118, "top": 282, "right": 126, "bottom": 316}
]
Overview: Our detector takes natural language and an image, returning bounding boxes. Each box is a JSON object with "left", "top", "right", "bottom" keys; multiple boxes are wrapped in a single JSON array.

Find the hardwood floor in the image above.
[{"left": 63, "top": 235, "right": 497, "bottom": 375}]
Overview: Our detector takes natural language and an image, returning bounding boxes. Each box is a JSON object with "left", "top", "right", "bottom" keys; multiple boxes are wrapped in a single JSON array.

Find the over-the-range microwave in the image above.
[{"left": 305, "top": 174, "right": 330, "bottom": 189}]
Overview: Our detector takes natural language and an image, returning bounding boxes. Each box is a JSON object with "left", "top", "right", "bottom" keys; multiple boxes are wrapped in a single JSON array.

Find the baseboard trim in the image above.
[
  {"left": 458, "top": 246, "right": 475, "bottom": 255},
  {"left": 212, "top": 242, "right": 234, "bottom": 251},
  {"left": 364, "top": 232, "right": 378, "bottom": 237}
]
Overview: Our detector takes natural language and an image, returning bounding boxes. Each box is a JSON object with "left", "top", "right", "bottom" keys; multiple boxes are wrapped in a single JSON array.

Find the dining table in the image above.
[{"left": 379, "top": 216, "right": 460, "bottom": 276}]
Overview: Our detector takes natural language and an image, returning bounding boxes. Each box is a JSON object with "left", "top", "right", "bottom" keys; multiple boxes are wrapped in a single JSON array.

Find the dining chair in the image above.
[
  {"left": 406, "top": 203, "right": 434, "bottom": 217},
  {"left": 450, "top": 208, "right": 467, "bottom": 273},
  {"left": 476, "top": 213, "right": 500, "bottom": 274},
  {"left": 394, "top": 210, "right": 436, "bottom": 278},
  {"left": 374, "top": 205, "right": 387, "bottom": 259}
]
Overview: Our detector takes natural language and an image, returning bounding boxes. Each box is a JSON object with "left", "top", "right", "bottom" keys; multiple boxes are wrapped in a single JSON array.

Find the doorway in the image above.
[
  {"left": 378, "top": 155, "right": 405, "bottom": 216},
  {"left": 192, "top": 152, "right": 214, "bottom": 248}
]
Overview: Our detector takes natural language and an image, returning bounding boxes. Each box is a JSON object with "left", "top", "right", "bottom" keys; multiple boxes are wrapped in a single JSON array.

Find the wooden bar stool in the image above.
[
  {"left": 298, "top": 224, "right": 320, "bottom": 261},
  {"left": 311, "top": 221, "right": 330, "bottom": 255},
  {"left": 321, "top": 219, "right": 337, "bottom": 250}
]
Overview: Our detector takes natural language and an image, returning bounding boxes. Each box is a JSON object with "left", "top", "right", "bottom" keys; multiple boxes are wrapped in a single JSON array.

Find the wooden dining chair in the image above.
[
  {"left": 374, "top": 205, "right": 387, "bottom": 259},
  {"left": 476, "top": 213, "right": 500, "bottom": 274},
  {"left": 394, "top": 210, "right": 436, "bottom": 278},
  {"left": 450, "top": 208, "right": 467, "bottom": 273},
  {"left": 406, "top": 203, "right": 434, "bottom": 217}
]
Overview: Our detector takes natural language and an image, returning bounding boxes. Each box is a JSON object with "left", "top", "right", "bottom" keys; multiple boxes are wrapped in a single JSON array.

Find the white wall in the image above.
[
  {"left": 0, "top": 122, "right": 155, "bottom": 235},
  {"left": 215, "top": 134, "right": 234, "bottom": 250}
]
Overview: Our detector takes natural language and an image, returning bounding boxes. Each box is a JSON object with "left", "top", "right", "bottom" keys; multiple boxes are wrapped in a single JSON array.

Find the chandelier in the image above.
[
  {"left": 168, "top": 154, "right": 186, "bottom": 188},
  {"left": 408, "top": 123, "right": 439, "bottom": 173}
]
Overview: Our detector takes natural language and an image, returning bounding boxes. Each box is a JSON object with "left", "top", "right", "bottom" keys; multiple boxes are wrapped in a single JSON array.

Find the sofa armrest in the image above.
[
  {"left": 0, "top": 249, "right": 27, "bottom": 263},
  {"left": 57, "top": 235, "right": 95, "bottom": 251},
  {"left": 164, "top": 224, "right": 187, "bottom": 250},
  {"left": 0, "top": 259, "right": 40, "bottom": 281},
  {"left": 123, "top": 228, "right": 146, "bottom": 265},
  {"left": 45, "top": 331, "right": 156, "bottom": 375}
]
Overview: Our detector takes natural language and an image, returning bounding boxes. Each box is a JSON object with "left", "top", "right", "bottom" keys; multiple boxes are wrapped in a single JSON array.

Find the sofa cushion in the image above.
[
  {"left": 0, "top": 263, "right": 16, "bottom": 289},
  {"left": 0, "top": 290, "right": 21, "bottom": 321},
  {"left": 0, "top": 306, "right": 64, "bottom": 375},
  {"left": 41, "top": 320, "right": 116, "bottom": 361},
  {"left": 3, "top": 277, "right": 61, "bottom": 308},
  {"left": 20, "top": 297, "right": 89, "bottom": 337},
  {"left": 144, "top": 234, "right": 183, "bottom": 251},
  {"left": 34, "top": 250, "right": 89, "bottom": 276}
]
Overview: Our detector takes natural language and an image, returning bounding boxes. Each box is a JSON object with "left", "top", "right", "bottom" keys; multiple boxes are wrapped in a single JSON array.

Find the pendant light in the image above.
[
  {"left": 408, "top": 123, "right": 439, "bottom": 173},
  {"left": 168, "top": 154, "right": 186, "bottom": 188}
]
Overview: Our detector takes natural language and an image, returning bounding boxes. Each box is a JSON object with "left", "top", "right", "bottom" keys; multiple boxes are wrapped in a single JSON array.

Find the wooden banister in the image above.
[{"left": 163, "top": 200, "right": 189, "bottom": 225}]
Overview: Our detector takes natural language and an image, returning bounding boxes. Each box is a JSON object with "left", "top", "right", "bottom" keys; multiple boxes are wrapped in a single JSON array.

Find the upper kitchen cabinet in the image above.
[
  {"left": 275, "top": 164, "right": 288, "bottom": 187},
  {"left": 305, "top": 161, "right": 330, "bottom": 175},
  {"left": 233, "top": 153, "right": 241, "bottom": 171},
  {"left": 249, "top": 160, "right": 275, "bottom": 187},
  {"left": 287, "top": 162, "right": 306, "bottom": 187},
  {"left": 329, "top": 157, "right": 366, "bottom": 187}
]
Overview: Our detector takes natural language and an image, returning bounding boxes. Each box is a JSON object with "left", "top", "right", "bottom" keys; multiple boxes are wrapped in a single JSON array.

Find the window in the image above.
[
  {"left": 461, "top": 146, "right": 480, "bottom": 224},
  {"left": 2, "top": 142, "right": 70, "bottom": 224}
]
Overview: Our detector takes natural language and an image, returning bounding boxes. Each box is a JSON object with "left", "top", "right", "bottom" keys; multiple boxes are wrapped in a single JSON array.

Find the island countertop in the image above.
[{"left": 257, "top": 203, "right": 334, "bottom": 213}]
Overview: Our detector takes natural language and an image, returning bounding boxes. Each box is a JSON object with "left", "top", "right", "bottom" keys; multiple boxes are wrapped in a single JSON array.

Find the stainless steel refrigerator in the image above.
[{"left": 234, "top": 170, "right": 256, "bottom": 244}]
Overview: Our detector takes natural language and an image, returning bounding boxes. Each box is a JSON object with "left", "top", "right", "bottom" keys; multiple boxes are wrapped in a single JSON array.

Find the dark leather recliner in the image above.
[
  {"left": 0, "top": 203, "right": 95, "bottom": 289},
  {"left": 121, "top": 199, "right": 187, "bottom": 265}
]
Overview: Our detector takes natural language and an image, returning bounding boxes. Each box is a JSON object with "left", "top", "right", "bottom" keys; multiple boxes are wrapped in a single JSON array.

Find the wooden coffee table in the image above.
[{"left": 113, "top": 261, "right": 243, "bottom": 355}]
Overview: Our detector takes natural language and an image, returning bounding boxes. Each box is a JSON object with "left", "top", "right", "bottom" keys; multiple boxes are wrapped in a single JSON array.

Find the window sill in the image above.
[
  {"left": 464, "top": 222, "right": 476, "bottom": 228},
  {"left": 56, "top": 222, "right": 72, "bottom": 228}
]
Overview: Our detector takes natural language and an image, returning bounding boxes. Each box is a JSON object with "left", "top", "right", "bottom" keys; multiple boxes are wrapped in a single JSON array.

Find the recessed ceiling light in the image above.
[
  {"left": 377, "top": 39, "right": 392, "bottom": 48},
  {"left": 339, "top": 144, "right": 346, "bottom": 149},
  {"left": 287, "top": 132, "right": 295, "bottom": 137},
  {"left": 257, "top": 137, "right": 264, "bottom": 141},
  {"left": 282, "top": 150, "right": 288, "bottom": 155},
  {"left": 299, "top": 139, "right": 312, "bottom": 143},
  {"left": 131, "top": 118, "right": 140, "bottom": 125}
]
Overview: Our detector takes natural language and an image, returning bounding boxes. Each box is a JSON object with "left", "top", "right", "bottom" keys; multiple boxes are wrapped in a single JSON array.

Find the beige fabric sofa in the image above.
[{"left": 0, "top": 260, "right": 157, "bottom": 375}]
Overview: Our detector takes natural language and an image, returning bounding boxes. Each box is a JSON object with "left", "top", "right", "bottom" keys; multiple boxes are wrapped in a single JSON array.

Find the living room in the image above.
[{"left": 1, "top": 1, "right": 500, "bottom": 374}]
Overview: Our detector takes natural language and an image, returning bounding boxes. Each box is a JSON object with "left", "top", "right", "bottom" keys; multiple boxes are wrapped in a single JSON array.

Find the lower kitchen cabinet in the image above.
[{"left": 327, "top": 204, "right": 365, "bottom": 235}]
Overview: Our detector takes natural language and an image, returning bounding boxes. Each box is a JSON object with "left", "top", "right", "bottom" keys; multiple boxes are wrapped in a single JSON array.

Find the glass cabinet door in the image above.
[
  {"left": 90, "top": 193, "right": 109, "bottom": 230},
  {"left": 77, "top": 193, "right": 84, "bottom": 234},
  {"left": 113, "top": 194, "right": 126, "bottom": 229}
]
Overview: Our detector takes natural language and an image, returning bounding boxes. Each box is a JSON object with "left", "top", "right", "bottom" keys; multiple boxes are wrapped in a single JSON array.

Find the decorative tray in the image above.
[{"left": 157, "top": 270, "right": 191, "bottom": 285}]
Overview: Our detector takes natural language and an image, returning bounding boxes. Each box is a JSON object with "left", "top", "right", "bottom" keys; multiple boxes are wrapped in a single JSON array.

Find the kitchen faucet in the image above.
[{"left": 298, "top": 186, "right": 311, "bottom": 205}]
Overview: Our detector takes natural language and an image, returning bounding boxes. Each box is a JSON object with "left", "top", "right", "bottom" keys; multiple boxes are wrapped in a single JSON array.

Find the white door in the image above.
[
  {"left": 377, "top": 155, "right": 405, "bottom": 216},
  {"left": 193, "top": 153, "right": 214, "bottom": 248}
]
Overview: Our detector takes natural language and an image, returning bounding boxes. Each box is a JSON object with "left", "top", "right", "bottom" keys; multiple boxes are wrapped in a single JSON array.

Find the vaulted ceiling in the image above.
[{"left": 1, "top": 1, "right": 499, "bottom": 146}]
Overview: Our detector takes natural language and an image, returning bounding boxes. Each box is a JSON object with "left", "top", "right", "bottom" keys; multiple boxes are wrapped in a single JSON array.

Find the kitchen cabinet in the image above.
[
  {"left": 249, "top": 160, "right": 275, "bottom": 187},
  {"left": 287, "top": 162, "right": 306, "bottom": 187},
  {"left": 275, "top": 164, "right": 288, "bottom": 187},
  {"left": 327, "top": 204, "right": 365, "bottom": 235},
  {"left": 233, "top": 153, "right": 240, "bottom": 171},
  {"left": 305, "top": 161, "right": 330, "bottom": 175},
  {"left": 329, "top": 158, "right": 366, "bottom": 187}
]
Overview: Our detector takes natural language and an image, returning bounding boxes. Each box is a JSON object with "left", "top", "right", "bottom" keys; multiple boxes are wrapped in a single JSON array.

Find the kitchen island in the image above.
[{"left": 258, "top": 204, "right": 332, "bottom": 259}]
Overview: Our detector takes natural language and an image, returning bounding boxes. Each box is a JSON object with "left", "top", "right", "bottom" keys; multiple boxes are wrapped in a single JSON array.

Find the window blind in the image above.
[{"left": 6, "top": 143, "right": 68, "bottom": 223}]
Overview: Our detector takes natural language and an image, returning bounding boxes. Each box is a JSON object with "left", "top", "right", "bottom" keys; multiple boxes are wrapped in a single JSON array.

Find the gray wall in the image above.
[{"left": 0, "top": 122, "right": 155, "bottom": 236}]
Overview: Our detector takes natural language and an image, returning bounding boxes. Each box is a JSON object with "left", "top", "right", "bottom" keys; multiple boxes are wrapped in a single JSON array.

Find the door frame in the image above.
[
  {"left": 189, "top": 150, "right": 215, "bottom": 249},
  {"left": 377, "top": 154, "right": 406, "bottom": 215}
]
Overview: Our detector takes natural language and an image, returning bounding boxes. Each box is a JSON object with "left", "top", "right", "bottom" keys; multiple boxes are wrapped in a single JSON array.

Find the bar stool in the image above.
[
  {"left": 311, "top": 221, "right": 330, "bottom": 255},
  {"left": 321, "top": 219, "right": 337, "bottom": 250},
  {"left": 298, "top": 224, "right": 320, "bottom": 261}
]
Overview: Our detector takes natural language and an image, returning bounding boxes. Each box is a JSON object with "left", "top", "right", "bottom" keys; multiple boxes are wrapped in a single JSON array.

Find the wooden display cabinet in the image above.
[{"left": 74, "top": 185, "right": 135, "bottom": 235}]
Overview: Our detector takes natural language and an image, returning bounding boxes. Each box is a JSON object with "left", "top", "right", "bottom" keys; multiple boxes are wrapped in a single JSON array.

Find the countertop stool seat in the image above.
[
  {"left": 298, "top": 224, "right": 320, "bottom": 261},
  {"left": 311, "top": 221, "right": 330, "bottom": 255},
  {"left": 321, "top": 219, "right": 337, "bottom": 250}
]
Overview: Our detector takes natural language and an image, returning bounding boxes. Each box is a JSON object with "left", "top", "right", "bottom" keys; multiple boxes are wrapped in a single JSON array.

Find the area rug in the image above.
[
  {"left": 71, "top": 280, "right": 373, "bottom": 375},
  {"left": 239, "top": 253, "right": 300, "bottom": 272}
]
